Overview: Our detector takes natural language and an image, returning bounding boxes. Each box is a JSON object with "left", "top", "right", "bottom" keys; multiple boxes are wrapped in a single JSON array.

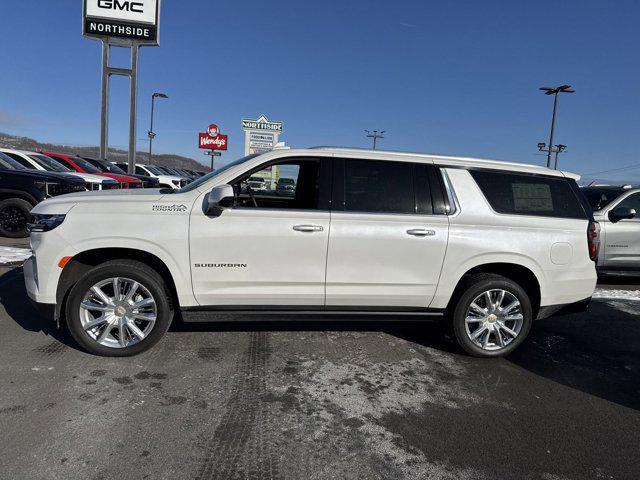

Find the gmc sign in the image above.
[{"left": 83, "top": 0, "right": 160, "bottom": 44}]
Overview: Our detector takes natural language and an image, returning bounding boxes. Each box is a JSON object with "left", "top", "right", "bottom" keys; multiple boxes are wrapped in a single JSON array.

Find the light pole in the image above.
[
  {"left": 148, "top": 92, "right": 168, "bottom": 164},
  {"left": 537, "top": 142, "right": 567, "bottom": 170},
  {"left": 539, "top": 85, "right": 574, "bottom": 168},
  {"left": 365, "top": 130, "right": 385, "bottom": 150}
]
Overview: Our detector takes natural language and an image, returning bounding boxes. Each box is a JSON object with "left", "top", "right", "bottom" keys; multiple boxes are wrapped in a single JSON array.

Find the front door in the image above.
[
  {"left": 325, "top": 158, "right": 450, "bottom": 309},
  {"left": 190, "top": 157, "right": 332, "bottom": 307},
  {"left": 603, "top": 192, "right": 640, "bottom": 269}
]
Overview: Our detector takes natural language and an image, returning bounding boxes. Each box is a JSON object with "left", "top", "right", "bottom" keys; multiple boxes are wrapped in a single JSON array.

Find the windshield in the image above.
[
  {"left": 70, "top": 157, "right": 102, "bottom": 173},
  {"left": 143, "top": 165, "right": 164, "bottom": 175},
  {"left": 176, "top": 154, "right": 259, "bottom": 193},
  {"left": 0, "top": 152, "right": 26, "bottom": 170},
  {"left": 581, "top": 187, "right": 625, "bottom": 211},
  {"left": 30, "top": 154, "right": 72, "bottom": 172},
  {"left": 104, "top": 162, "right": 127, "bottom": 174}
]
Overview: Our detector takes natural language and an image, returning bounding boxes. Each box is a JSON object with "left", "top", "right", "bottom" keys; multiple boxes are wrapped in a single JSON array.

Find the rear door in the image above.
[
  {"left": 325, "top": 158, "right": 450, "bottom": 309},
  {"left": 603, "top": 192, "right": 640, "bottom": 269}
]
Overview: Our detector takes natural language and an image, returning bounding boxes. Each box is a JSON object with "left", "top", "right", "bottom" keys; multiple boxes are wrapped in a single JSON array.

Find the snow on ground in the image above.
[
  {"left": 593, "top": 288, "right": 640, "bottom": 301},
  {"left": 0, "top": 247, "right": 31, "bottom": 265}
]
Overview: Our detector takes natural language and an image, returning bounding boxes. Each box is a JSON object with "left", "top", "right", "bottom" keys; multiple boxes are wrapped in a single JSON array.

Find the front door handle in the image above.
[
  {"left": 406, "top": 228, "right": 436, "bottom": 237},
  {"left": 293, "top": 224, "right": 324, "bottom": 232}
]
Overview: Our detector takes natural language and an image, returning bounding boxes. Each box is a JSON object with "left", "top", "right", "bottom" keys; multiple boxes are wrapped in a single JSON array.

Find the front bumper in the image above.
[
  {"left": 536, "top": 297, "right": 591, "bottom": 320},
  {"left": 24, "top": 255, "right": 56, "bottom": 321}
]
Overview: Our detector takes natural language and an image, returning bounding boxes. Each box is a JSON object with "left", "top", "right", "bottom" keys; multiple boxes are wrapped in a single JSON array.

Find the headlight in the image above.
[
  {"left": 35, "top": 181, "right": 63, "bottom": 197},
  {"left": 27, "top": 214, "right": 66, "bottom": 233}
]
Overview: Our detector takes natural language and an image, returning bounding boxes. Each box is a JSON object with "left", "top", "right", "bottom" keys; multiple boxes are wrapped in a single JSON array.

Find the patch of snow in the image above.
[
  {"left": 0, "top": 246, "right": 31, "bottom": 265},
  {"left": 593, "top": 288, "right": 640, "bottom": 301}
]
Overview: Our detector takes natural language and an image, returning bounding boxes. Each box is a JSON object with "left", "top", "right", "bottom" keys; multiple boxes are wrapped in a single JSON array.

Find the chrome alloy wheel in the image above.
[
  {"left": 464, "top": 289, "right": 524, "bottom": 351},
  {"left": 79, "top": 277, "right": 157, "bottom": 349}
]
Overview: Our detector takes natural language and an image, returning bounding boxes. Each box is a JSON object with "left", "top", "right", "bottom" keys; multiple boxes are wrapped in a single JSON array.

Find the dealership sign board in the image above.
[
  {"left": 242, "top": 115, "right": 283, "bottom": 155},
  {"left": 83, "top": 0, "right": 161, "bottom": 45},
  {"left": 199, "top": 124, "right": 228, "bottom": 150}
]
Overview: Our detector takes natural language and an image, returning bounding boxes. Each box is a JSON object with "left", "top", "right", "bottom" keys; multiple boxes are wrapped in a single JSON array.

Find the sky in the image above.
[{"left": 0, "top": 0, "right": 639, "bottom": 182}]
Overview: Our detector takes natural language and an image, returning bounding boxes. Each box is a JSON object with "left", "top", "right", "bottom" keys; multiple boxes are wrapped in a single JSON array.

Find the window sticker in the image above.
[{"left": 512, "top": 183, "right": 553, "bottom": 212}]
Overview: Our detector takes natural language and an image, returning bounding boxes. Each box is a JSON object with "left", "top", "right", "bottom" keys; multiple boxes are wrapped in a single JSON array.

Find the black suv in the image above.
[{"left": 0, "top": 152, "right": 86, "bottom": 238}]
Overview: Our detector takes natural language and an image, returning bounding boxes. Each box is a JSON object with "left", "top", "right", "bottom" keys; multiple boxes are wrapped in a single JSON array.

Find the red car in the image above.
[{"left": 43, "top": 152, "right": 143, "bottom": 189}]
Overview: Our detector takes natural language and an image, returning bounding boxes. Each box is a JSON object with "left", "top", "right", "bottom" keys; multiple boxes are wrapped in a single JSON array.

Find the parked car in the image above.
[
  {"left": 0, "top": 151, "right": 85, "bottom": 237},
  {"left": 0, "top": 148, "right": 116, "bottom": 191},
  {"left": 81, "top": 157, "right": 160, "bottom": 189},
  {"left": 581, "top": 185, "right": 639, "bottom": 274},
  {"left": 246, "top": 176, "right": 268, "bottom": 192},
  {"left": 25, "top": 147, "right": 597, "bottom": 357},
  {"left": 115, "top": 163, "right": 186, "bottom": 189},
  {"left": 276, "top": 177, "right": 296, "bottom": 196},
  {"left": 155, "top": 166, "right": 194, "bottom": 183},
  {"left": 44, "top": 152, "right": 142, "bottom": 189}
]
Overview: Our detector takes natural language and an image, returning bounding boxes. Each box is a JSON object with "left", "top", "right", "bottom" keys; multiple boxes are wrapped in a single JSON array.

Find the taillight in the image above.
[{"left": 587, "top": 221, "right": 600, "bottom": 262}]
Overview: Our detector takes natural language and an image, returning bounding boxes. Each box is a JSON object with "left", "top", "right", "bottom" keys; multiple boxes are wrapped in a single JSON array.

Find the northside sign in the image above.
[
  {"left": 83, "top": 0, "right": 160, "bottom": 45},
  {"left": 242, "top": 115, "right": 283, "bottom": 134}
]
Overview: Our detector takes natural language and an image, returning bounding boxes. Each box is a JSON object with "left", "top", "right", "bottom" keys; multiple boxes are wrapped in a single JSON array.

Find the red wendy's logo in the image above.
[{"left": 207, "top": 124, "right": 219, "bottom": 137}]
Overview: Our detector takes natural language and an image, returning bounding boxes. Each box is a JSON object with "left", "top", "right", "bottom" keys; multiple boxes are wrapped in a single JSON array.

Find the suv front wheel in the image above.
[
  {"left": 65, "top": 260, "right": 173, "bottom": 356},
  {"left": 451, "top": 274, "right": 533, "bottom": 357}
]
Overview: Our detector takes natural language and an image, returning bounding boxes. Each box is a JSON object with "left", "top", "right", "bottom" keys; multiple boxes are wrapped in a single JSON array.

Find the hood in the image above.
[
  {"left": 31, "top": 187, "right": 171, "bottom": 214},
  {"left": 0, "top": 168, "right": 84, "bottom": 184},
  {"left": 68, "top": 172, "right": 114, "bottom": 184},
  {"left": 99, "top": 173, "right": 142, "bottom": 183}
]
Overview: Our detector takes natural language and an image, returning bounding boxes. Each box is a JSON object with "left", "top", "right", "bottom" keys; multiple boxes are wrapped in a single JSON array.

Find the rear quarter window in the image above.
[{"left": 471, "top": 170, "right": 586, "bottom": 219}]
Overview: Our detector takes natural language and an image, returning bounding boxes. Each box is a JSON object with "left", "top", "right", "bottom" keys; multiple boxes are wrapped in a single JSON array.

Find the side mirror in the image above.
[
  {"left": 609, "top": 207, "right": 636, "bottom": 223},
  {"left": 206, "top": 184, "right": 235, "bottom": 217}
]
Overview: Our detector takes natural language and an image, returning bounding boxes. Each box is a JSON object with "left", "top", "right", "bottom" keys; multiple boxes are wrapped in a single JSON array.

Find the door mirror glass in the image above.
[
  {"left": 609, "top": 207, "right": 636, "bottom": 223},
  {"left": 206, "top": 184, "right": 234, "bottom": 216}
]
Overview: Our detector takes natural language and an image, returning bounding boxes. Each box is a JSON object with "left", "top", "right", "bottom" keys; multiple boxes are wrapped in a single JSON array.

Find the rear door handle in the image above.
[
  {"left": 293, "top": 224, "right": 324, "bottom": 232},
  {"left": 406, "top": 228, "right": 436, "bottom": 237}
]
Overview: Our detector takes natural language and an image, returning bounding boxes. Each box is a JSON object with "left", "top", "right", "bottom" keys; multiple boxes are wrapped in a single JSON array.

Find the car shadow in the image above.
[
  {"left": 2, "top": 267, "right": 638, "bottom": 410},
  {"left": 0, "top": 267, "right": 79, "bottom": 348}
]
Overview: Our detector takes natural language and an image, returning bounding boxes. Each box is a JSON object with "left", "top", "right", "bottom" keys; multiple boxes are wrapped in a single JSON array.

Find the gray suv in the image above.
[{"left": 581, "top": 185, "right": 639, "bottom": 274}]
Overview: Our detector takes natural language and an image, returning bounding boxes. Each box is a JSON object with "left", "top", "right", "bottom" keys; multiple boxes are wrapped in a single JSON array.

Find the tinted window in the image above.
[
  {"left": 344, "top": 159, "right": 415, "bottom": 214},
  {"left": 471, "top": 170, "right": 586, "bottom": 219},
  {"left": 617, "top": 193, "right": 640, "bottom": 214},
  {"left": 4, "top": 152, "right": 33, "bottom": 169},
  {"left": 581, "top": 187, "right": 625, "bottom": 211},
  {"left": 234, "top": 159, "right": 321, "bottom": 210},
  {"left": 0, "top": 152, "right": 26, "bottom": 170}
]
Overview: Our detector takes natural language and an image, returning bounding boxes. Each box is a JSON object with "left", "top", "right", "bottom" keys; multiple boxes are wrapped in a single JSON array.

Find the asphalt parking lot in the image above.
[{"left": 0, "top": 262, "right": 639, "bottom": 480}]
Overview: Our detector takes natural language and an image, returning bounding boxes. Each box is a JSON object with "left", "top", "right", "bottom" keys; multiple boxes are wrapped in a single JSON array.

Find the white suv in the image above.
[
  {"left": 113, "top": 163, "right": 187, "bottom": 190},
  {"left": 24, "top": 148, "right": 598, "bottom": 357}
]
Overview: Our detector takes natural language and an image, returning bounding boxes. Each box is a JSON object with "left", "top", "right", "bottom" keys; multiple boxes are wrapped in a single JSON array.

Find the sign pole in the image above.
[
  {"left": 127, "top": 44, "right": 139, "bottom": 175},
  {"left": 99, "top": 41, "right": 110, "bottom": 160}
]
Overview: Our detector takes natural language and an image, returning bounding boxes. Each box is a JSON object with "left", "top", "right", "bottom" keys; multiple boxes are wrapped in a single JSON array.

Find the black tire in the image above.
[
  {"left": 0, "top": 198, "right": 33, "bottom": 238},
  {"left": 451, "top": 273, "right": 533, "bottom": 358},
  {"left": 65, "top": 260, "right": 173, "bottom": 357}
]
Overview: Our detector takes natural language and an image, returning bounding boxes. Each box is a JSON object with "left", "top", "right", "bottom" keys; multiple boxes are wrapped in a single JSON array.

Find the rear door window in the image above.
[
  {"left": 344, "top": 159, "right": 415, "bottom": 214},
  {"left": 471, "top": 170, "right": 586, "bottom": 219}
]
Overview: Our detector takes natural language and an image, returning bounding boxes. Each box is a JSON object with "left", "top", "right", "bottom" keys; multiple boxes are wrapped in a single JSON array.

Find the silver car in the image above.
[{"left": 582, "top": 185, "right": 639, "bottom": 274}]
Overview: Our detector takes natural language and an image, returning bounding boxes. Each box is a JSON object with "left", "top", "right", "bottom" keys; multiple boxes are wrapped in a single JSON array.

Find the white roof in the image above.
[{"left": 303, "top": 147, "right": 579, "bottom": 180}]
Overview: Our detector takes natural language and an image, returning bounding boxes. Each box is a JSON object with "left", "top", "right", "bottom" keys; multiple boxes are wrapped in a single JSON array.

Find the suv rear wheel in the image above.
[
  {"left": 65, "top": 260, "right": 173, "bottom": 356},
  {"left": 451, "top": 274, "right": 532, "bottom": 357},
  {"left": 0, "top": 198, "right": 33, "bottom": 238}
]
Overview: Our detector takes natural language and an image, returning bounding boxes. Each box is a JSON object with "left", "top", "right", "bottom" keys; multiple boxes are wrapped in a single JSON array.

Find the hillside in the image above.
[{"left": 0, "top": 132, "right": 209, "bottom": 172}]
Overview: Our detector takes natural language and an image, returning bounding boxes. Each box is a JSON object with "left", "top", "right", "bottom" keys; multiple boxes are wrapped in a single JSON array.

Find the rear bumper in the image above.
[{"left": 536, "top": 297, "right": 591, "bottom": 320}]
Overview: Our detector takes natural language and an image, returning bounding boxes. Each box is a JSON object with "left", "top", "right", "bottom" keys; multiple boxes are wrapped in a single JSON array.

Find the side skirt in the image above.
[{"left": 180, "top": 305, "right": 446, "bottom": 322}]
